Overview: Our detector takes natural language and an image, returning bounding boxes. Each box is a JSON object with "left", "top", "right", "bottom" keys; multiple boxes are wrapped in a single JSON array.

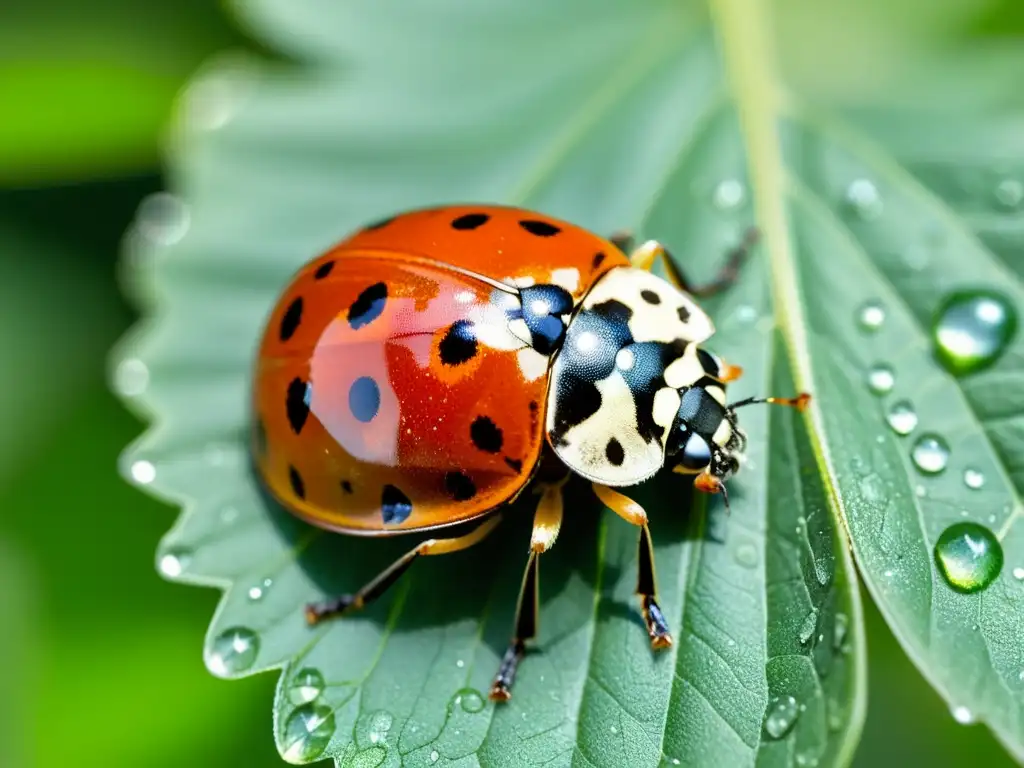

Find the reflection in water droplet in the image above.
[
  {"left": 963, "top": 468, "right": 985, "bottom": 490},
  {"left": 734, "top": 542, "right": 759, "bottom": 569},
  {"left": 951, "top": 705, "right": 975, "bottom": 725},
  {"left": 114, "top": 358, "right": 149, "bottom": 396},
  {"left": 136, "top": 192, "right": 190, "bottom": 246},
  {"left": 248, "top": 578, "right": 273, "bottom": 601},
  {"left": 713, "top": 179, "right": 746, "bottom": 210},
  {"left": 994, "top": 179, "right": 1024, "bottom": 210},
  {"left": 131, "top": 460, "right": 156, "bottom": 484},
  {"left": 911, "top": 434, "right": 950, "bottom": 475},
  {"left": 455, "top": 688, "right": 485, "bottom": 714},
  {"left": 845, "top": 179, "right": 883, "bottom": 220},
  {"left": 857, "top": 301, "right": 885, "bottom": 331},
  {"left": 933, "top": 291, "right": 1017, "bottom": 376},
  {"left": 798, "top": 609, "right": 818, "bottom": 644},
  {"left": 934, "top": 522, "right": 1003, "bottom": 594},
  {"left": 207, "top": 626, "right": 259, "bottom": 676},
  {"left": 158, "top": 548, "right": 190, "bottom": 578},
  {"left": 866, "top": 364, "right": 895, "bottom": 394},
  {"left": 282, "top": 702, "right": 335, "bottom": 762},
  {"left": 886, "top": 401, "right": 918, "bottom": 436},
  {"left": 288, "top": 667, "right": 325, "bottom": 705},
  {"left": 764, "top": 695, "right": 801, "bottom": 739}
]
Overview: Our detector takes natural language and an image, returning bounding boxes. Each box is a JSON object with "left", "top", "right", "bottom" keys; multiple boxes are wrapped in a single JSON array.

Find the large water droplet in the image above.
[
  {"left": 963, "top": 468, "right": 985, "bottom": 490},
  {"left": 282, "top": 702, "right": 335, "bottom": 762},
  {"left": 713, "top": 179, "right": 746, "bottom": 210},
  {"left": 114, "top": 358, "right": 149, "bottom": 397},
  {"left": 158, "top": 547, "right": 191, "bottom": 578},
  {"left": 933, "top": 291, "right": 1017, "bottom": 376},
  {"left": 934, "top": 522, "right": 1003, "bottom": 594},
  {"left": 857, "top": 301, "right": 885, "bottom": 332},
  {"left": 734, "top": 542, "right": 759, "bottom": 569},
  {"left": 455, "top": 688, "right": 485, "bottom": 714},
  {"left": 911, "top": 434, "right": 950, "bottom": 474},
  {"left": 844, "top": 179, "right": 883, "bottom": 220},
  {"left": 207, "top": 626, "right": 259, "bottom": 676},
  {"left": 287, "top": 667, "right": 325, "bottom": 705},
  {"left": 994, "top": 179, "right": 1024, "bottom": 211},
  {"left": 887, "top": 400, "right": 918, "bottom": 436},
  {"left": 136, "top": 192, "right": 190, "bottom": 246},
  {"left": 866, "top": 364, "right": 895, "bottom": 395},
  {"left": 764, "top": 695, "right": 801, "bottom": 739}
]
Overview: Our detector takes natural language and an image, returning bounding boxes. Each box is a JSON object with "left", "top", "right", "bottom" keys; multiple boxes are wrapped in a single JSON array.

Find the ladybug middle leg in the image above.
[
  {"left": 626, "top": 227, "right": 759, "bottom": 299},
  {"left": 304, "top": 514, "right": 503, "bottom": 625},
  {"left": 592, "top": 484, "right": 673, "bottom": 649}
]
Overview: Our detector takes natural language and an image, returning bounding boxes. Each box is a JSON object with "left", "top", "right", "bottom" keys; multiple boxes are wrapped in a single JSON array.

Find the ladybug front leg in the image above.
[
  {"left": 627, "top": 228, "right": 758, "bottom": 299},
  {"left": 592, "top": 484, "right": 673, "bottom": 649},
  {"left": 489, "top": 482, "right": 564, "bottom": 702}
]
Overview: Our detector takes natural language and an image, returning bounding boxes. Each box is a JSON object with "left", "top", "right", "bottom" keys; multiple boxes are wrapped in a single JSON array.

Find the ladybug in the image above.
[{"left": 251, "top": 204, "right": 809, "bottom": 701}]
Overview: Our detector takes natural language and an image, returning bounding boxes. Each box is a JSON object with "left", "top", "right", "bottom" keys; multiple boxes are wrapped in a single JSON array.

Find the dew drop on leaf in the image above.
[
  {"left": 994, "top": 178, "right": 1024, "bottom": 211},
  {"left": 844, "top": 179, "right": 883, "bottom": 220},
  {"left": 833, "top": 613, "right": 849, "bottom": 650},
  {"left": 963, "top": 468, "right": 986, "bottom": 490},
  {"left": 281, "top": 702, "right": 335, "bottom": 762},
  {"left": 365, "top": 710, "right": 393, "bottom": 745},
  {"left": 114, "top": 357, "right": 149, "bottom": 397},
  {"left": 911, "top": 433, "right": 950, "bottom": 475},
  {"left": 798, "top": 609, "right": 818, "bottom": 644},
  {"left": 248, "top": 577, "right": 273, "bottom": 601},
  {"left": 934, "top": 522, "right": 1003, "bottom": 594},
  {"left": 131, "top": 459, "right": 156, "bottom": 484},
  {"left": 454, "top": 688, "right": 485, "bottom": 714},
  {"left": 1013, "top": 567, "right": 1024, "bottom": 581},
  {"left": 763, "top": 695, "right": 801, "bottom": 739},
  {"left": 866, "top": 363, "right": 895, "bottom": 394},
  {"left": 932, "top": 290, "right": 1017, "bottom": 376},
  {"left": 951, "top": 705, "right": 976, "bottom": 725},
  {"left": 733, "top": 542, "right": 759, "bottom": 569},
  {"left": 206, "top": 626, "right": 260, "bottom": 676},
  {"left": 287, "top": 667, "right": 325, "bottom": 705},
  {"left": 857, "top": 300, "right": 885, "bottom": 331},
  {"left": 136, "top": 192, "right": 190, "bottom": 246},
  {"left": 887, "top": 398, "right": 919, "bottom": 435},
  {"left": 796, "top": 750, "right": 819, "bottom": 767},
  {"left": 712, "top": 179, "right": 746, "bottom": 210},
  {"left": 158, "top": 547, "right": 191, "bottom": 578},
  {"left": 430, "top": 750, "right": 440, "bottom": 763}
]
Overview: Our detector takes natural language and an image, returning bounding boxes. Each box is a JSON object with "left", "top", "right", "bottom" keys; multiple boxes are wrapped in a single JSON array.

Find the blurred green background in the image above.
[{"left": 0, "top": 1, "right": 1019, "bottom": 766}]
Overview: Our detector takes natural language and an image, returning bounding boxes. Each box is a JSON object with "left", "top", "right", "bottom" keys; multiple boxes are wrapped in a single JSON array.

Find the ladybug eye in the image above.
[{"left": 680, "top": 433, "right": 712, "bottom": 470}]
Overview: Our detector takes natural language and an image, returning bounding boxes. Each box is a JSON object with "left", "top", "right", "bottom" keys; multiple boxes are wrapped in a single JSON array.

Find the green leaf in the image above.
[{"left": 115, "top": 0, "right": 1022, "bottom": 764}]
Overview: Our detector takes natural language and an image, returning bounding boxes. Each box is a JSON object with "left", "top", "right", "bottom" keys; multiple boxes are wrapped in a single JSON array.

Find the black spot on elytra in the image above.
[
  {"left": 445, "top": 471, "right": 476, "bottom": 501},
  {"left": 504, "top": 457, "right": 523, "bottom": 473},
  {"left": 381, "top": 484, "right": 412, "bottom": 525},
  {"left": 470, "top": 415, "right": 503, "bottom": 453},
  {"left": 605, "top": 438, "right": 625, "bottom": 466},
  {"left": 641, "top": 289, "right": 661, "bottom": 305},
  {"left": 280, "top": 297, "right": 303, "bottom": 341},
  {"left": 677, "top": 306, "right": 691, "bottom": 323},
  {"left": 364, "top": 215, "right": 395, "bottom": 231},
  {"left": 519, "top": 220, "right": 561, "bottom": 237},
  {"left": 341, "top": 480, "right": 353, "bottom": 494},
  {"left": 451, "top": 212, "right": 490, "bottom": 230},
  {"left": 348, "top": 376, "right": 380, "bottom": 423},
  {"left": 286, "top": 377, "right": 311, "bottom": 434},
  {"left": 289, "top": 466, "right": 305, "bottom": 499},
  {"left": 314, "top": 261, "right": 335, "bottom": 279},
  {"left": 439, "top": 320, "right": 478, "bottom": 365},
  {"left": 592, "top": 252, "right": 606, "bottom": 269},
  {"left": 348, "top": 282, "right": 388, "bottom": 330}
]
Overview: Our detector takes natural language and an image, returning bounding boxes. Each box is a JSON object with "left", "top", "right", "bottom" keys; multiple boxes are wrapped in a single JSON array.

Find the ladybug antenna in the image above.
[{"left": 728, "top": 392, "right": 811, "bottom": 413}]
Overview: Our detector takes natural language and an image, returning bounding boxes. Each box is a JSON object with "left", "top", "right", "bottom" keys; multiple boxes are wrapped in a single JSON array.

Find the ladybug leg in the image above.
[
  {"left": 489, "top": 482, "right": 564, "bottom": 702},
  {"left": 591, "top": 484, "right": 673, "bottom": 649},
  {"left": 304, "top": 514, "right": 502, "bottom": 625},
  {"left": 628, "top": 227, "right": 759, "bottom": 298}
]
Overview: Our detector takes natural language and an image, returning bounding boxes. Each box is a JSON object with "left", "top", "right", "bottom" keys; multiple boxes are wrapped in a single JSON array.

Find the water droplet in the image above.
[
  {"left": 366, "top": 710, "right": 393, "bottom": 745},
  {"left": 911, "top": 434, "right": 950, "bottom": 475},
  {"left": 136, "top": 192, "right": 190, "bottom": 246},
  {"left": 951, "top": 705, "right": 975, "bottom": 725},
  {"left": 131, "top": 459, "right": 156, "bottom": 485},
  {"left": 610, "top": 725, "right": 618, "bottom": 734},
  {"left": 734, "top": 304, "right": 758, "bottom": 324},
  {"left": 734, "top": 542, "right": 759, "bottom": 568},
  {"left": 915, "top": 485, "right": 927, "bottom": 498},
  {"left": 963, "top": 468, "right": 985, "bottom": 490},
  {"left": 834, "top": 613, "right": 849, "bottom": 650},
  {"left": 866, "top": 364, "right": 895, "bottom": 395},
  {"left": 248, "top": 578, "right": 273, "bottom": 601},
  {"left": 1013, "top": 567, "right": 1024, "bottom": 581},
  {"left": 671, "top": 759, "right": 681, "bottom": 766},
  {"left": 281, "top": 702, "right": 335, "bottom": 762},
  {"left": 158, "top": 548, "right": 190, "bottom": 578},
  {"left": 206, "top": 626, "right": 259, "bottom": 676},
  {"left": 455, "top": 688, "right": 485, "bottom": 714},
  {"left": 994, "top": 178, "right": 1024, "bottom": 210},
  {"left": 455, "top": 658, "right": 465, "bottom": 668},
  {"left": 114, "top": 358, "right": 149, "bottom": 396},
  {"left": 844, "top": 179, "right": 883, "bottom": 220},
  {"left": 827, "top": 699, "right": 845, "bottom": 732},
  {"left": 796, "top": 751, "right": 819, "bottom": 767},
  {"left": 935, "top": 522, "right": 1003, "bottom": 593},
  {"left": 857, "top": 301, "right": 885, "bottom": 331},
  {"left": 764, "top": 695, "right": 801, "bottom": 739},
  {"left": 430, "top": 750, "right": 440, "bottom": 763},
  {"left": 287, "top": 667, "right": 325, "bottom": 705},
  {"left": 798, "top": 609, "right": 818, "bottom": 644},
  {"left": 933, "top": 291, "right": 1017, "bottom": 376},
  {"left": 886, "top": 400, "right": 918, "bottom": 436},
  {"left": 713, "top": 179, "right": 746, "bottom": 210}
]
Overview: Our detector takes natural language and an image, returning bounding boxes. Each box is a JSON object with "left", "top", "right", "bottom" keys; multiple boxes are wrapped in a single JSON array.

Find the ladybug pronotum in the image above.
[{"left": 251, "top": 204, "right": 809, "bottom": 701}]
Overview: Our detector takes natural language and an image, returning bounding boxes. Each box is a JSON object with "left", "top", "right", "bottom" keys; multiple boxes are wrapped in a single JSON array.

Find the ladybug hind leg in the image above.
[
  {"left": 627, "top": 227, "right": 759, "bottom": 298},
  {"left": 489, "top": 481, "right": 564, "bottom": 702},
  {"left": 304, "top": 514, "right": 502, "bottom": 625},
  {"left": 592, "top": 484, "right": 673, "bottom": 649}
]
